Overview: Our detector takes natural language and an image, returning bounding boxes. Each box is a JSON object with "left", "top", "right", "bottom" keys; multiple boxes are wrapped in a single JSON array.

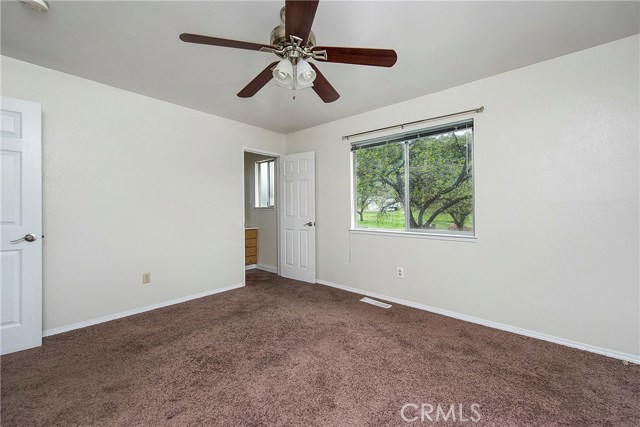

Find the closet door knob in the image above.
[{"left": 10, "top": 233, "right": 37, "bottom": 243}]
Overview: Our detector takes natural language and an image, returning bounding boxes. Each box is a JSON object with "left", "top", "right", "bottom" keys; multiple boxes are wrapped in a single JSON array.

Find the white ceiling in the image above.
[{"left": 2, "top": 1, "right": 638, "bottom": 133}]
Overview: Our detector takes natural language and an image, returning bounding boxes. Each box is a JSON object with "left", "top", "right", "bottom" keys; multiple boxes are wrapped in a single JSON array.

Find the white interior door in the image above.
[
  {"left": 1, "top": 96, "right": 43, "bottom": 355},
  {"left": 279, "top": 152, "right": 316, "bottom": 283}
]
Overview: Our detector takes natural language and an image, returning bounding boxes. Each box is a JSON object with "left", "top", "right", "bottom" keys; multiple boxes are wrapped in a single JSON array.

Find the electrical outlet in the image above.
[
  {"left": 142, "top": 272, "right": 151, "bottom": 284},
  {"left": 396, "top": 267, "right": 404, "bottom": 279}
]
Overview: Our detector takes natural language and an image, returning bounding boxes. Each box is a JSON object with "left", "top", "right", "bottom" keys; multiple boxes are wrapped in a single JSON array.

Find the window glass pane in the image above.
[
  {"left": 408, "top": 128, "right": 473, "bottom": 233},
  {"left": 268, "top": 160, "right": 275, "bottom": 206},
  {"left": 354, "top": 143, "right": 406, "bottom": 230},
  {"left": 259, "top": 162, "right": 269, "bottom": 207}
]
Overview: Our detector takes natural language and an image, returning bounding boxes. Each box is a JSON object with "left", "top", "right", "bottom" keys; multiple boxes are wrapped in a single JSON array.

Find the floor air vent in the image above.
[{"left": 360, "top": 297, "right": 392, "bottom": 309}]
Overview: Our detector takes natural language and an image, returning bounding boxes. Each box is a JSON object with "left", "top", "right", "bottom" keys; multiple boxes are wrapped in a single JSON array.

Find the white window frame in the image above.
[
  {"left": 255, "top": 159, "right": 275, "bottom": 209},
  {"left": 349, "top": 120, "right": 476, "bottom": 241}
]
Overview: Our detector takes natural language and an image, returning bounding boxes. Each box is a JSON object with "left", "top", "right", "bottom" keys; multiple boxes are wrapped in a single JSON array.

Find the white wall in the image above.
[
  {"left": 244, "top": 151, "right": 278, "bottom": 269},
  {"left": 1, "top": 56, "right": 285, "bottom": 331},
  {"left": 285, "top": 36, "right": 640, "bottom": 358}
]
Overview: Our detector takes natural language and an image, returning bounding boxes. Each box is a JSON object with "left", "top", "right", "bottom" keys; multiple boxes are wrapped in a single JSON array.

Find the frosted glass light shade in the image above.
[
  {"left": 272, "top": 59, "right": 294, "bottom": 87},
  {"left": 296, "top": 59, "right": 316, "bottom": 88}
]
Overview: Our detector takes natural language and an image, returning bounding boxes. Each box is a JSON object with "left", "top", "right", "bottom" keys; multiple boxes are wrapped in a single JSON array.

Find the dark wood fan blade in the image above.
[
  {"left": 237, "top": 61, "right": 279, "bottom": 98},
  {"left": 285, "top": 0, "right": 319, "bottom": 45},
  {"left": 180, "top": 33, "right": 275, "bottom": 52},
  {"left": 312, "top": 46, "right": 397, "bottom": 67},
  {"left": 309, "top": 63, "right": 339, "bottom": 103}
]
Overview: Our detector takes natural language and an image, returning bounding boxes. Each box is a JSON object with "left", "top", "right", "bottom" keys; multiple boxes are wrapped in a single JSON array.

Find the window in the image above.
[
  {"left": 255, "top": 159, "right": 275, "bottom": 208},
  {"left": 352, "top": 120, "right": 474, "bottom": 236}
]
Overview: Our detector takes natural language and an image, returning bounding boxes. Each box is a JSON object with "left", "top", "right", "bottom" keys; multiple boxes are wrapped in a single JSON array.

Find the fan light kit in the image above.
[
  {"left": 271, "top": 35, "right": 318, "bottom": 92},
  {"left": 179, "top": 0, "right": 397, "bottom": 103},
  {"left": 18, "top": 0, "right": 48, "bottom": 12},
  {"left": 272, "top": 57, "right": 317, "bottom": 91}
]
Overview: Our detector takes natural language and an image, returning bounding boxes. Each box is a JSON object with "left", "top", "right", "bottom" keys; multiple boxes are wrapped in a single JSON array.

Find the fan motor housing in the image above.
[
  {"left": 270, "top": 6, "right": 316, "bottom": 47},
  {"left": 270, "top": 24, "right": 316, "bottom": 48}
]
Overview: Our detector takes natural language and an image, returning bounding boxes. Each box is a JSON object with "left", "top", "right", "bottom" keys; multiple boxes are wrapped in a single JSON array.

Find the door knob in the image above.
[
  {"left": 303, "top": 222, "right": 315, "bottom": 227},
  {"left": 10, "top": 233, "right": 37, "bottom": 243}
]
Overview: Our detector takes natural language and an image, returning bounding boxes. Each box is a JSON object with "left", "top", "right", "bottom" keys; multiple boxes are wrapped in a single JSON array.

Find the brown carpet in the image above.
[{"left": 1, "top": 271, "right": 638, "bottom": 426}]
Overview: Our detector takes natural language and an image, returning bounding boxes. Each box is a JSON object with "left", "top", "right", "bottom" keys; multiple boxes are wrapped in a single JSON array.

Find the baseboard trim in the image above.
[
  {"left": 317, "top": 279, "right": 639, "bottom": 364},
  {"left": 245, "top": 265, "right": 256, "bottom": 270},
  {"left": 43, "top": 283, "right": 244, "bottom": 337},
  {"left": 256, "top": 264, "right": 278, "bottom": 274}
]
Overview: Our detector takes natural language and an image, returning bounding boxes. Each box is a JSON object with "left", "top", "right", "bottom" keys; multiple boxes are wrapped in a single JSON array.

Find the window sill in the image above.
[
  {"left": 251, "top": 207, "right": 275, "bottom": 211},
  {"left": 349, "top": 228, "right": 477, "bottom": 242}
]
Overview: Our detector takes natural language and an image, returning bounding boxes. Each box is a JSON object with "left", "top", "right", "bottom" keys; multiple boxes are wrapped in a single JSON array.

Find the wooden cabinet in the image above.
[{"left": 245, "top": 228, "right": 258, "bottom": 265}]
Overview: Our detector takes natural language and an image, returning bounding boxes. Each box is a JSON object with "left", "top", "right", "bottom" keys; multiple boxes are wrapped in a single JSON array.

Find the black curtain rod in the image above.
[{"left": 342, "top": 106, "right": 485, "bottom": 141}]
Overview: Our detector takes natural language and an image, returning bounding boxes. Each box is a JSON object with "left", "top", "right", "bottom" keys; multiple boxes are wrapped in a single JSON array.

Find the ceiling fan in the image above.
[{"left": 179, "top": 0, "right": 397, "bottom": 103}]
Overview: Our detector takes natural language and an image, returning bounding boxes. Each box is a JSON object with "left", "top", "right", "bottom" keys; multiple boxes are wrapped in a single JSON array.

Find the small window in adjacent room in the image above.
[
  {"left": 255, "top": 159, "right": 275, "bottom": 208},
  {"left": 352, "top": 120, "right": 474, "bottom": 236}
]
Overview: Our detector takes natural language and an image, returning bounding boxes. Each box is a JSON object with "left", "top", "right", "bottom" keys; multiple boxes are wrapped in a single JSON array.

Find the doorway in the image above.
[
  {"left": 241, "top": 148, "right": 317, "bottom": 285},
  {"left": 243, "top": 149, "right": 280, "bottom": 284}
]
